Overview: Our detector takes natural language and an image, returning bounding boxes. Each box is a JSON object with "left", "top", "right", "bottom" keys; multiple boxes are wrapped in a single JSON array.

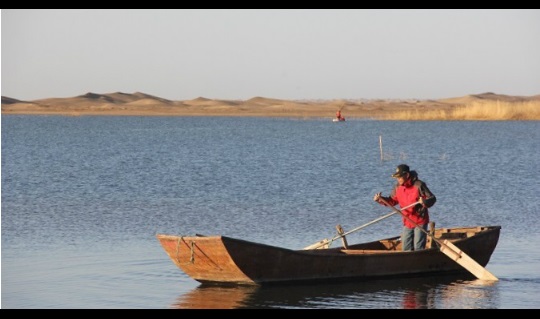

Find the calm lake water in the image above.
[{"left": 2, "top": 115, "right": 539, "bottom": 309}]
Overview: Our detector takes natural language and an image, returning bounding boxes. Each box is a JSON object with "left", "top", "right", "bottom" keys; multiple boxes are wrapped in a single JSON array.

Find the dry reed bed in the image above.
[{"left": 381, "top": 101, "right": 540, "bottom": 121}]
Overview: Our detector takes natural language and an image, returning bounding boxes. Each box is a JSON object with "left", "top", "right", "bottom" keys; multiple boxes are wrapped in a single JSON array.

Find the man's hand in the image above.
[{"left": 373, "top": 192, "right": 382, "bottom": 202}]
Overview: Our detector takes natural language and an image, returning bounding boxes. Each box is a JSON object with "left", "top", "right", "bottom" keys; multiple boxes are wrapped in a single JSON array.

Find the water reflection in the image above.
[
  {"left": 172, "top": 285, "right": 259, "bottom": 309},
  {"left": 172, "top": 274, "right": 499, "bottom": 309},
  {"left": 438, "top": 278, "right": 499, "bottom": 309},
  {"left": 401, "top": 290, "right": 429, "bottom": 309}
]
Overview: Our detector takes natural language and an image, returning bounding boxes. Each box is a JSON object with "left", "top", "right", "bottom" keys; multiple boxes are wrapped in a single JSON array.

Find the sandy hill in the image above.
[
  {"left": 244, "top": 97, "right": 289, "bottom": 106},
  {"left": 2, "top": 91, "right": 538, "bottom": 118},
  {"left": 439, "top": 92, "right": 537, "bottom": 104},
  {"left": 1, "top": 96, "right": 29, "bottom": 105},
  {"left": 184, "top": 97, "right": 242, "bottom": 107}
]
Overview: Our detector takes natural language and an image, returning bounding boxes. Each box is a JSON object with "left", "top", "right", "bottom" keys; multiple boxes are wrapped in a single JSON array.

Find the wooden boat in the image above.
[
  {"left": 156, "top": 225, "right": 500, "bottom": 286},
  {"left": 332, "top": 117, "right": 345, "bottom": 122}
]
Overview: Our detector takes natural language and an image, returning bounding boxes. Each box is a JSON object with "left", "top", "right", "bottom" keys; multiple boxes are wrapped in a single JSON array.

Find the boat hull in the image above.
[{"left": 157, "top": 225, "right": 500, "bottom": 285}]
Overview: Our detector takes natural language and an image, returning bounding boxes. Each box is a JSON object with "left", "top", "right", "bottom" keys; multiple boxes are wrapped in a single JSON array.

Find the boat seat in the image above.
[{"left": 340, "top": 249, "right": 399, "bottom": 254}]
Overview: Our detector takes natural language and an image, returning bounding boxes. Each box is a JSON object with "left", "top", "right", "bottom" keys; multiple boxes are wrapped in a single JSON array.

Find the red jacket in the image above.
[{"left": 379, "top": 171, "right": 436, "bottom": 228}]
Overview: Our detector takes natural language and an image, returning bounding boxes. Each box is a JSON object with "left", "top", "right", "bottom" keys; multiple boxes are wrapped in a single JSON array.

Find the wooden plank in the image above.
[
  {"left": 340, "top": 249, "right": 398, "bottom": 255},
  {"left": 302, "top": 239, "right": 330, "bottom": 250},
  {"left": 439, "top": 239, "right": 499, "bottom": 281},
  {"left": 426, "top": 222, "right": 435, "bottom": 249}
]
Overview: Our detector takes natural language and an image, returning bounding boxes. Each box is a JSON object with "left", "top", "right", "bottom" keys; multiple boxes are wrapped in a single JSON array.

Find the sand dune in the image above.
[{"left": 2, "top": 92, "right": 539, "bottom": 119}]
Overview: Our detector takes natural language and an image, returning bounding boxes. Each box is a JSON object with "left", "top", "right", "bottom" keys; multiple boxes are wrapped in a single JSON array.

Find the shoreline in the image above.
[
  {"left": 3, "top": 91, "right": 539, "bottom": 120},
  {"left": 0, "top": 99, "right": 454, "bottom": 119},
  {"left": 0, "top": 109, "right": 385, "bottom": 118}
]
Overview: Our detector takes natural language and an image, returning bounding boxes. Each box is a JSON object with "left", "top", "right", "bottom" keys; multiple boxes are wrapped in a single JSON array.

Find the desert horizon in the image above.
[{"left": 2, "top": 91, "right": 540, "bottom": 120}]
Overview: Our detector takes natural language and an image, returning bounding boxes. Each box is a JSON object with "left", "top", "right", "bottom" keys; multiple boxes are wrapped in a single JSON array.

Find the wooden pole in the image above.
[
  {"left": 303, "top": 201, "right": 420, "bottom": 250},
  {"left": 379, "top": 135, "right": 383, "bottom": 161},
  {"left": 336, "top": 225, "right": 349, "bottom": 249}
]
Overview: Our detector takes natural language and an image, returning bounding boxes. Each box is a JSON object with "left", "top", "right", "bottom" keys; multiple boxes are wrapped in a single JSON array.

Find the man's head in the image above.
[{"left": 392, "top": 164, "right": 410, "bottom": 184}]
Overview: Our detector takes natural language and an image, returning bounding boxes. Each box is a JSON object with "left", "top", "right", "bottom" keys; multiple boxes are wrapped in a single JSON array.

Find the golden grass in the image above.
[{"left": 380, "top": 100, "right": 540, "bottom": 121}]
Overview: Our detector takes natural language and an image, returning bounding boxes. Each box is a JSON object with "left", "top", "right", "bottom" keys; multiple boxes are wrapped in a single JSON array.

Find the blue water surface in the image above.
[{"left": 2, "top": 115, "right": 539, "bottom": 308}]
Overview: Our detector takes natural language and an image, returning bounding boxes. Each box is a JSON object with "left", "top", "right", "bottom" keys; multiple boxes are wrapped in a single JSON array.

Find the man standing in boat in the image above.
[
  {"left": 336, "top": 109, "right": 345, "bottom": 121},
  {"left": 373, "top": 164, "right": 436, "bottom": 251}
]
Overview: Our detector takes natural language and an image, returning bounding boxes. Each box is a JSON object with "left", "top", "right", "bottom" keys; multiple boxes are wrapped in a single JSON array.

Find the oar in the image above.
[
  {"left": 303, "top": 201, "right": 421, "bottom": 250},
  {"left": 378, "top": 197, "right": 498, "bottom": 281}
]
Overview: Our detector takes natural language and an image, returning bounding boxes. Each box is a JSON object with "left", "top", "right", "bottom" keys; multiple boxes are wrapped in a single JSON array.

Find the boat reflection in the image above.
[
  {"left": 172, "top": 285, "right": 259, "bottom": 309},
  {"left": 172, "top": 274, "right": 499, "bottom": 309}
]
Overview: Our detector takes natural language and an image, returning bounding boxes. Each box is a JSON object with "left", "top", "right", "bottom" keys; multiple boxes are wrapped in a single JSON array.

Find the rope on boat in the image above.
[
  {"left": 171, "top": 236, "right": 226, "bottom": 270},
  {"left": 175, "top": 236, "right": 195, "bottom": 264},
  {"left": 190, "top": 241, "right": 195, "bottom": 263},
  {"left": 175, "top": 237, "right": 182, "bottom": 261}
]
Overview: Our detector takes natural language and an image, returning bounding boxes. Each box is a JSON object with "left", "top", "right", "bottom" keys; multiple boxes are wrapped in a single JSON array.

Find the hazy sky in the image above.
[{"left": 2, "top": 9, "right": 539, "bottom": 101}]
